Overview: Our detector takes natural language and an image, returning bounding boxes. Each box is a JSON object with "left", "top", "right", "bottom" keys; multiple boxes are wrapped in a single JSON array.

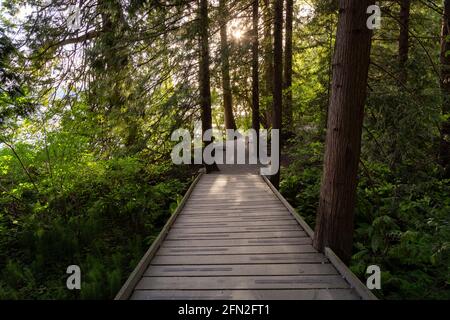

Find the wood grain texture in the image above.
[
  {"left": 144, "top": 263, "right": 337, "bottom": 276},
  {"left": 157, "top": 244, "right": 316, "bottom": 255},
  {"left": 131, "top": 289, "right": 360, "bottom": 300},
  {"left": 162, "top": 238, "right": 310, "bottom": 247},
  {"left": 151, "top": 253, "right": 329, "bottom": 265},
  {"left": 165, "top": 230, "right": 307, "bottom": 240},
  {"left": 135, "top": 275, "right": 350, "bottom": 290},
  {"left": 120, "top": 174, "right": 370, "bottom": 300}
]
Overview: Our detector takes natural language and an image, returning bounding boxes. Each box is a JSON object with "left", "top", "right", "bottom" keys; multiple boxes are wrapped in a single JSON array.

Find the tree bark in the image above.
[
  {"left": 252, "top": 0, "right": 260, "bottom": 154},
  {"left": 440, "top": 0, "right": 450, "bottom": 177},
  {"left": 199, "top": 0, "right": 219, "bottom": 173},
  {"left": 313, "top": 0, "right": 374, "bottom": 263},
  {"left": 283, "top": 0, "right": 294, "bottom": 135},
  {"left": 271, "top": 0, "right": 283, "bottom": 188},
  {"left": 219, "top": 0, "right": 237, "bottom": 131},
  {"left": 398, "top": 0, "right": 411, "bottom": 85},
  {"left": 389, "top": 0, "right": 411, "bottom": 167},
  {"left": 263, "top": 0, "right": 274, "bottom": 128}
]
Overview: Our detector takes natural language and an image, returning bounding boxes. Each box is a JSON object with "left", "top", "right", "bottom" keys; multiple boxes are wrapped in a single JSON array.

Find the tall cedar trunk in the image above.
[
  {"left": 283, "top": 0, "right": 293, "bottom": 135},
  {"left": 219, "top": 0, "right": 237, "bottom": 131},
  {"left": 440, "top": 0, "right": 450, "bottom": 177},
  {"left": 398, "top": 0, "right": 410, "bottom": 84},
  {"left": 252, "top": 0, "right": 260, "bottom": 154},
  {"left": 271, "top": 0, "right": 283, "bottom": 188},
  {"left": 313, "top": 0, "right": 374, "bottom": 263},
  {"left": 263, "top": 0, "right": 274, "bottom": 128},
  {"left": 199, "top": 0, "right": 219, "bottom": 173}
]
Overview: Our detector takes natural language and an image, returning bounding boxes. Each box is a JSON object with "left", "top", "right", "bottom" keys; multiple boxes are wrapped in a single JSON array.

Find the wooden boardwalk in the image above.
[{"left": 116, "top": 172, "right": 376, "bottom": 300}]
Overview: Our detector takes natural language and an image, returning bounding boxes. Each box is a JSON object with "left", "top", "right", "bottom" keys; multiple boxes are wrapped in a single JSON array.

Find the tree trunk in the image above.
[
  {"left": 263, "top": 0, "right": 274, "bottom": 128},
  {"left": 219, "top": 0, "right": 237, "bottom": 131},
  {"left": 271, "top": 0, "right": 283, "bottom": 188},
  {"left": 252, "top": 0, "right": 260, "bottom": 154},
  {"left": 199, "top": 0, "right": 219, "bottom": 173},
  {"left": 398, "top": 0, "right": 410, "bottom": 85},
  {"left": 283, "top": 0, "right": 294, "bottom": 136},
  {"left": 440, "top": 0, "right": 450, "bottom": 177},
  {"left": 313, "top": 0, "right": 374, "bottom": 263},
  {"left": 389, "top": 0, "right": 411, "bottom": 167}
]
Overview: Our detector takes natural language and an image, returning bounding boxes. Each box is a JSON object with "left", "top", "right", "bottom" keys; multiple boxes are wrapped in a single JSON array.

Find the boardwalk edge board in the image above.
[
  {"left": 261, "top": 175, "right": 315, "bottom": 238},
  {"left": 262, "top": 174, "right": 377, "bottom": 301},
  {"left": 114, "top": 171, "right": 204, "bottom": 300},
  {"left": 325, "top": 247, "right": 378, "bottom": 300}
]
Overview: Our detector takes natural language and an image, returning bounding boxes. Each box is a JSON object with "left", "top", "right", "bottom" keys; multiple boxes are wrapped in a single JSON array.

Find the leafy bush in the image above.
[
  {"left": 280, "top": 141, "right": 450, "bottom": 300},
  {"left": 0, "top": 144, "right": 192, "bottom": 299}
]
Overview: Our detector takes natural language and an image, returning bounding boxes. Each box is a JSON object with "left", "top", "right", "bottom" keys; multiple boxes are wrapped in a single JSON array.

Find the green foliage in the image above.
[
  {"left": 1, "top": 0, "right": 449, "bottom": 301},
  {"left": 281, "top": 142, "right": 450, "bottom": 299},
  {"left": 0, "top": 130, "right": 191, "bottom": 299},
  {"left": 280, "top": 140, "right": 323, "bottom": 228}
]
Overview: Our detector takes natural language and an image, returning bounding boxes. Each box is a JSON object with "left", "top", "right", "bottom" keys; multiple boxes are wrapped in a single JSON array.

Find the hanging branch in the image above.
[{"left": 0, "top": 139, "right": 40, "bottom": 194}]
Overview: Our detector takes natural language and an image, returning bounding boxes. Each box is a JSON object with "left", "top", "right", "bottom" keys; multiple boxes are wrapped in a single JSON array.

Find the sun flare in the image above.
[{"left": 232, "top": 29, "right": 243, "bottom": 40}]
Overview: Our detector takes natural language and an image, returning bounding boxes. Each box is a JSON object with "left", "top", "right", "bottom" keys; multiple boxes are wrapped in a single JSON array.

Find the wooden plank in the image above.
[
  {"left": 181, "top": 210, "right": 290, "bottom": 215},
  {"left": 194, "top": 184, "right": 268, "bottom": 188},
  {"left": 184, "top": 202, "right": 283, "bottom": 207},
  {"left": 201, "top": 175, "right": 262, "bottom": 179},
  {"left": 183, "top": 204, "right": 283, "bottom": 210},
  {"left": 191, "top": 185, "right": 269, "bottom": 189},
  {"left": 162, "top": 237, "right": 311, "bottom": 247},
  {"left": 114, "top": 172, "right": 204, "bottom": 300},
  {"left": 193, "top": 183, "right": 268, "bottom": 187},
  {"left": 182, "top": 205, "right": 286, "bottom": 211},
  {"left": 131, "top": 289, "right": 360, "bottom": 300},
  {"left": 175, "top": 215, "right": 294, "bottom": 222},
  {"left": 192, "top": 189, "right": 270, "bottom": 192},
  {"left": 180, "top": 214, "right": 290, "bottom": 218},
  {"left": 135, "top": 275, "right": 350, "bottom": 290},
  {"left": 184, "top": 204, "right": 284, "bottom": 209},
  {"left": 200, "top": 180, "right": 263, "bottom": 183},
  {"left": 166, "top": 230, "right": 308, "bottom": 240},
  {"left": 151, "top": 253, "right": 328, "bottom": 265},
  {"left": 185, "top": 199, "right": 281, "bottom": 205},
  {"left": 324, "top": 247, "right": 378, "bottom": 300},
  {"left": 144, "top": 263, "right": 337, "bottom": 276},
  {"left": 172, "top": 220, "right": 298, "bottom": 228},
  {"left": 188, "top": 194, "right": 274, "bottom": 198},
  {"left": 179, "top": 214, "right": 291, "bottom": 219},
  {"left": 190, "top": 191, "right": 272, "bottom": 195},
  {"left": 157, "top": 244, "right": 316, "bottom": 255},
  {"left": 191, "top": 186, "right": 270, "bottom": 190},
  {"left": 187, "top": 199, "right": 279, "bottom": 203},
  {"left": 188, "top": 195, "right": 278, "bottom": 200},
  {"left": 197, "top": 179, "right": 265, "bottom": 182},
  {"left": 196, "top": 182, "right": 264, "bottom": 184},
  {"left": 172, "top": 225, "right": 300, "bottom": 234}
]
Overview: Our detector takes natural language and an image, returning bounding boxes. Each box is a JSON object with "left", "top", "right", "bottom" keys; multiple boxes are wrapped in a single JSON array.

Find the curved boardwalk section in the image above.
[{"left": 117, "top": 174, "right": 374, "bottom": 300}]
